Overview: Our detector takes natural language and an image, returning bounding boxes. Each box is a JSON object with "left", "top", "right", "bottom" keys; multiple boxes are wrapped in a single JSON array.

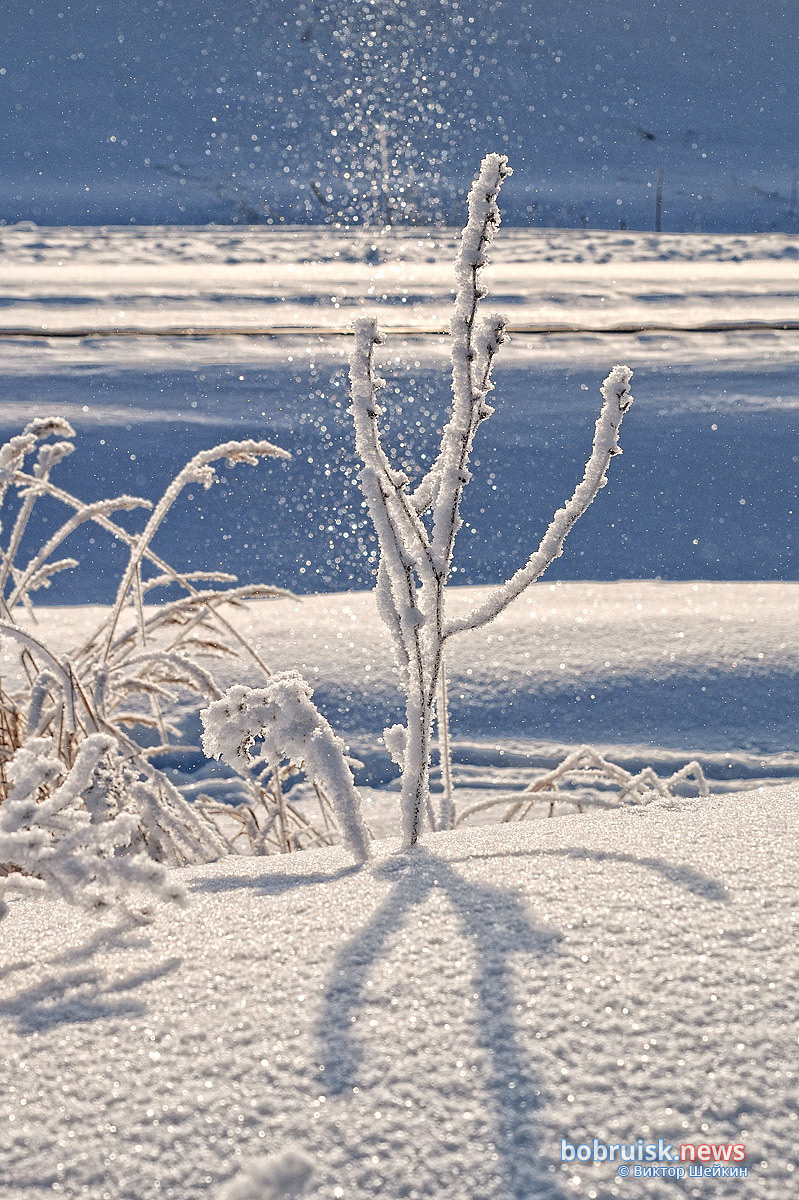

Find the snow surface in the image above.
[
  {"left": 3, "top": 2, "right": 798, "bottom": 231},
  {"left": 19, "top": 581, "right": 799, "bottom": 837},
  {"left": 1, "top": 787, "right": 797, "bottom": 1199},
  {"left": 3, "top": 224, "right": 799, "bottom": 336},
  {"left": 215, "top": 1147, "right": 315, "bottom": 1200}
]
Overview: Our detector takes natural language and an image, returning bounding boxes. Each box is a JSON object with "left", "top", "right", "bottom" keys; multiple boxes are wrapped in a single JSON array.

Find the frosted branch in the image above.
[
  {"left": 349, "top": 317, "right": 436, "bottom": 588},
  {"left": 342, "top": 154, "right": 635, "bottom": 846},
  {"left": 422, "top": 153, "right": 511, "bottom": 563},
  {"left": 0, "top": 622, "right": 97, "bottom": 732},
  {"left": 445, "top": 365, "right": 634, "bottom": 637}
]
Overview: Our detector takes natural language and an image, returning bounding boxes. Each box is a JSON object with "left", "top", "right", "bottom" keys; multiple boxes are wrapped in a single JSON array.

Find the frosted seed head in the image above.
[{"left": 24, "top": 416, "right": 76, "bottom": 440}]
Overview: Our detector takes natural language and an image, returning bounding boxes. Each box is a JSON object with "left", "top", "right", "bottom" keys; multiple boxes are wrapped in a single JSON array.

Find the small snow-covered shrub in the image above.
[
  {"left": 204, "top": 154, "right": 634, "bottom": 851},
  {"left": 201, "top": 673, "right": 369, "bottom": 862},
  {"left": 0, "top": 734, "right": 182, "bottom": 919},
  {"left": 0, "top": 420, "right": 342, "bottom": 917},
  {"left": 348, "top": 154, "right": 634, "bottom": 845}
]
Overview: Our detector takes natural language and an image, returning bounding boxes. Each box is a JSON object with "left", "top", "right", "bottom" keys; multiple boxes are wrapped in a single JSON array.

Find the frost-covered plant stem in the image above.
[
  {"left": 349, "top": 154, "right": 634, "bottom": 847},
  {"left": 436, "top": 655, "right": 454, "bottom": 830},
  {"left": 201, "top": 674, "right": 369, "bottom": 862},
  {"left": 103, "top": 439, "right": 289, "bottom": 660}
]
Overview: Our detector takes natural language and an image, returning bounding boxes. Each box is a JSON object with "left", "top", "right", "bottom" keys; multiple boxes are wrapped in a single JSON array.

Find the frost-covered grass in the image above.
[
  {"left": 18, "top": 581, "right": 799, "bottom": 842},
  {"left": 0, "top": 420, "right": 370, "bottom": 919}
]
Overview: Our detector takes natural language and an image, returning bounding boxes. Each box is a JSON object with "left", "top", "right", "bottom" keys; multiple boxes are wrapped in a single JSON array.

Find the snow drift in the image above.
[{"left": 0, "top": 785, "right": 796, "bottom": 1198}]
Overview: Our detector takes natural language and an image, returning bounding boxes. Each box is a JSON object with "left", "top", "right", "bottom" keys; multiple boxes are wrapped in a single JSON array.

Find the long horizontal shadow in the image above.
[
  {"left": 450, "top": 844, "right": 728, "bottom": 902},
  {"left": 0, "top": 956, "right": 181, "bottom": 1035},
  {"left": 2, "top": 320, "right": 799, "bottom": 339},
  {"left": 191, "top": 863, "right": 362, "bottom": 895}
]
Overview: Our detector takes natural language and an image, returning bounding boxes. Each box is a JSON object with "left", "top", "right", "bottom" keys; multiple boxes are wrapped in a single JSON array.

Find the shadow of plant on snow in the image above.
[
  {"left": 313, "top": 843, "right": 727, "bottom": 1199},
  {"left": 317, "top": 848, "right": 562, "bottom": 1198},
  {"left": 0, "top": 918, "right": 181, "bottom": 1035}
]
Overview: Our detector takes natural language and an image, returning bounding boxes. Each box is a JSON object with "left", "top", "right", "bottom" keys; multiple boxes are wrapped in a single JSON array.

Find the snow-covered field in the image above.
[
  {"left": 4, "top": 224, "right": 799, "bottom": 335},
  {"left": 23, "top": 580, "right": 799, "bottom": 842},
  {"left": 0, "top": 222, "right": 797, "bottom": 1197},
  {"left": 3, "top": 1, "right": 797, "bottom": 231},
  {"left": 2, "top": 226, "right": 797, "bottom": 598},
  {"left": 2, "top": 789, "right": 797, "bottom": 1199}
]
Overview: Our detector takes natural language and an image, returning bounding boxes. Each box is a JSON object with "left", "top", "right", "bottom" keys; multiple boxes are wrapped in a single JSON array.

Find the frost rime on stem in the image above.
[
  {"left": 348, "top": 154, "right": 634, "bottom": 847},
  {"left": 445, "top": 363, "right": 634, "bottom": 636},
  {"left": 201, "top": 673, "right": 369, "bottom": 863},
  {"left": 0, "top": 734, "right": 182, "bottom": 920}
]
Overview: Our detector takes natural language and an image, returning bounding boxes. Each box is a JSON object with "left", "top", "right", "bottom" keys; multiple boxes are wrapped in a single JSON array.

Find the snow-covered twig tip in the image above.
[{"left": 446, "top": 364, "right": 633, "bottom": 637}]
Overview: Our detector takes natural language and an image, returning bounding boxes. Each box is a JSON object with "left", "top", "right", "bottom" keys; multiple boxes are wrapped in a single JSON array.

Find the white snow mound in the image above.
[{"left": 0, "top": 785, "right": 796, "bottom": 1199}]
